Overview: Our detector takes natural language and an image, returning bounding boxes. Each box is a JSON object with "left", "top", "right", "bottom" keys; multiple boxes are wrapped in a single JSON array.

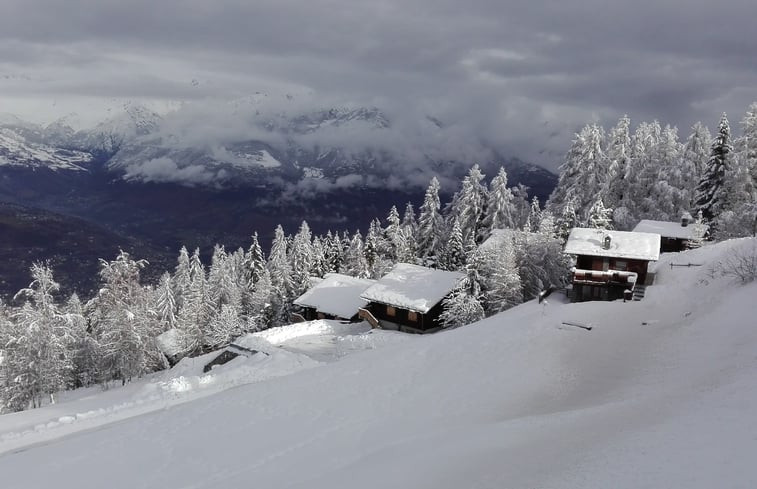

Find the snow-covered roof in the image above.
[
  {"left": 564, "top": 228, "right": 661, "bottom": 261},
  {"left": 633, "top": 220, "right": 708, "bottom": 240},
  {"left": 293, "top": 273, "right": 375, "bottom": 319},
  {"left": 360, "top": 263, "right": 465, "bottom": 314},
  {"left": 156, "top": 329, "right": 184, "bottom": 358}
]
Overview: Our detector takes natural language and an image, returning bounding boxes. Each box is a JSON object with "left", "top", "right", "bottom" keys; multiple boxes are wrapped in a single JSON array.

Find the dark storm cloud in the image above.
[{"left": 1, "top": 0, "right": 756, "bottom": 170}]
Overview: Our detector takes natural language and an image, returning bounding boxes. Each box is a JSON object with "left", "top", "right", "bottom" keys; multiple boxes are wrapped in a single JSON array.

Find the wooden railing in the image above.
[
  {"left": 358, "top": 308, "right": 380, "bottom": 329},
  {"left": 572, "top": 268, "right": 638, "bottom": 287}
]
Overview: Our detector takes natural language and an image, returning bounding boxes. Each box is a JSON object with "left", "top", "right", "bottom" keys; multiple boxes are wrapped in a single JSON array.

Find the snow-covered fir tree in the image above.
[
  {"left": 417, "top": 177, "right": 445, "bottom": 264},
  {"left": 449, "top": 164, "right": 488, "bottom": 243},
  {"left": 586, "top": 198, "right": 613, "bottom": 230},
  {"left": 442, "top": 217, "right": 466, "bottom": 271},
  {"left": 439, "top": 266, "right": 485, "bottom": 329},
  {"left": 695, "top": 113, "right": 733, "bottom": 221},
  {"left": 481, "top": 166, "right": 516, "bottom": 233},
  {"left": 290, "top": 221, "right": 314, "bottom": 297},
  {"left": 548, "top": 123, "right": 607, "bottom": 218}
]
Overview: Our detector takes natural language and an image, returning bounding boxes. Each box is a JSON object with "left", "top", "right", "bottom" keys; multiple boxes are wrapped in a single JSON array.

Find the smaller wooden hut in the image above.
[
  {"left": 633, "top": 214, "right": 708, "bottom": 252},
  {"left": 203, "top": 335, "right": 266, "bottom": 373},
  {"left": 359, "top": 263, "right": 464, "bottom": 334},
  {"left": 293, "top": 273, "right": 375, "bottom": 321}
]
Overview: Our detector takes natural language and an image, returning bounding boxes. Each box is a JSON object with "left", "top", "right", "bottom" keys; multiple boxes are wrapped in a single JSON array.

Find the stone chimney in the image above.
[
  {"left": 603, "top": 235, "right": 612, "bottom": 249},
  {"left": 681, "top": 212, "right": 693, "bottom": 227}
]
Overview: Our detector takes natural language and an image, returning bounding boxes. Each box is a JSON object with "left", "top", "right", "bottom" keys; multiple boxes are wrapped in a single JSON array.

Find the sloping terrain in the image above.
[
  {"left": 0, "top": 239, "right": 755, "bottom": 488},
  {"left": 0, "top": 202, "right": 170, "bottom": 298}
]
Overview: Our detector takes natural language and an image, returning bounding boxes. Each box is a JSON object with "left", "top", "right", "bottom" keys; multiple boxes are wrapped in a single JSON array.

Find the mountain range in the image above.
[{"left": 0, "top": 101, "right": 557, "bottom": 298}]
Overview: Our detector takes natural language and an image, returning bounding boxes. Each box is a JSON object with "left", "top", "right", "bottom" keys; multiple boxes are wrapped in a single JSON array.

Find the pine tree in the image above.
[
  {"left": 290, "top": 221, "right": 314, "bottom": 296},
  {"left": 1, "top": 264, "right": 72, "bottom": 409},
  {"left": 586, "top": 198, "right": 613, "bottom": 230},
  {"left": 402, "top": 202, "right": 417, "bottom": 231},
  {"left": 602, "top": 115, "right": 632, "bottom": 208},
  {"left": 417, "top": 177, "right": 445, "bottom": 263},
  {"left": 205, "top": 304, "right": 243, "bottom": 349},
  {"left": 619, "top": 121, "right": 662, "bottom": 222},
  {"left": 470, "top": 235, "right": 522, "bottom": 315},
  {"left": 173, "top": 246, "right": 191, "bottom": 308},
  {"left": 365, "top": 218, "right": 389, "bottom": 278},
  {"left": 548, "top": 123, "right": 607, "bottom": 218},
  {"left": 695, "top": 113, "right": 733, "bottom": 221},
  {"left": 89, "top": 251, "right": 154, "bottom": 385},
  {"left": 64, "top": 293, "right": 100, "bottom": 388},
  {"left": 650, "top": 125, "right": 685, "bottom": 220},
  {"left": 743, "top": 103, "right": 757, "bottom": 199},
  {"left": 481, "top": 167, "right": 516, "bottom": 233},
  {"left": 525, "top": 196, "right": 542, "bottom": 232},
  {"left": 442, "top": 218, "right": 466, "bottom": 271},
  {"left": 556, "top": 199, "right": 579, "bottom": 241},
  {"left": 384, "top": 205, "right": 402, "bottom": 261},
  {"left": 450, "top": 164, "right": 488, "bottom": 244},
  {"left": 681, "top": 122, "right": 712, "bottom": 209},
  {"left": 324, "top": 231, "right": 344, "bottom": 273},
  {"left": 268, "top": 225, "right": 294, "bottom": 324},
  {"left": 515, "top": 231, "right": 571, "bottom": 302},
  {"left": 245, "top": 232, "right": 267, "bottom": 285},
  {"left": 156, "top": 272, "right": 177, "bottom": 328},
  {"left": 343, "top": 231, "right": 369, "bottom": 278},
  {"left": 248, "top": 268, "right": 274, "bottom": 332},
  {"left": 439, "top": 269, "right": 485, "bottom": 329}
]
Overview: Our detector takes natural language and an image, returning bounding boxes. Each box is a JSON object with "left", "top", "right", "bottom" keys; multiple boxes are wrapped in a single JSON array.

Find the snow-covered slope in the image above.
[
  {"left": 2, "top": 240, "right": 755, "bottom": 488},
  {"left": 0, "top": 127, "right": 92, "bottom": 171}
]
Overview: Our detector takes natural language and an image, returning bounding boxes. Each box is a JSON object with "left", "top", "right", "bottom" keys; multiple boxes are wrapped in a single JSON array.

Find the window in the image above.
[
  {"left": 615, "top": 260, "right": 627, "bottom": 271},
  {"left": 386, "top": 306, "right": 396, "bottom": 317},
  {"left": 408, "top": 311, "right": 418, "bottom": 322}
]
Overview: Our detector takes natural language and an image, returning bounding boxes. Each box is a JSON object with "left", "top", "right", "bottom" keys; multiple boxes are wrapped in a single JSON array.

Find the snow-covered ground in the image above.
[
  {"left": 0, "top": 320, "right": 402, "bottom": 456},
  {"left": 1, "top": 239, "right": 756, "bottom": 488}
]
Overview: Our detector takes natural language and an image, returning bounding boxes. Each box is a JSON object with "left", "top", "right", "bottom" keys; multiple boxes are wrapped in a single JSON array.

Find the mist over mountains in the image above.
[{"left": 0, "top": 97, "right": 556, "bottom": 297}]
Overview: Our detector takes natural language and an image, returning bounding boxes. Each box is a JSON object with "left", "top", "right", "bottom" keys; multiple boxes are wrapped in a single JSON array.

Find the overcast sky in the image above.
[{"left": 1, "top": 0, "right": 756, "bottom": 170}]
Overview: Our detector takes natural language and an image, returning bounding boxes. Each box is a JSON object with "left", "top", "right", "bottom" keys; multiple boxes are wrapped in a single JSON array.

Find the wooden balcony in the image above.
[{"left": 572, "top": 268, "right": 638, "bottom": 287}]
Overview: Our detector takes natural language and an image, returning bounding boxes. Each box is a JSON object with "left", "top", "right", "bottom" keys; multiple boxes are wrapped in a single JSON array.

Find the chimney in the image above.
[
  {"left": 603, "top": 235, "right": 612, "bottom": 250},
  {"left": 681, "top": 212, "right": 692, "bottom": 227}
]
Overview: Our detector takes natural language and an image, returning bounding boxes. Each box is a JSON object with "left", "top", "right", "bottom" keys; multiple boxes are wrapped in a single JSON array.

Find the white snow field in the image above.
[{"left": 1, "top": 239, "right": 757, "bottom": 488}]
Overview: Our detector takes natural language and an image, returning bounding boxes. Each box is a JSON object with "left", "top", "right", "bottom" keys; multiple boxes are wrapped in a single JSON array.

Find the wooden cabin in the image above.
[
  {"left": 633, "top": 214, "right": 707, "bottom": 252},
  {"left": 359, "top": 263, "right": 464, "bottom": 334},
  {"left": 564, "top": 228, "right": 661, "bottom": 302},
  {"left": 203, "top": 334, "right": 266, "bottom": 373},
  {"left": 293, "top": 273, "right": 375, "bottom": 322}
]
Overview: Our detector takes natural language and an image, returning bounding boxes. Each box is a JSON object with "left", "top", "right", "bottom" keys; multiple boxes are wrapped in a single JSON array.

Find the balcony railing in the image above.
[{"left": 572, "top": 268, "right": 638, "bottom": 287}]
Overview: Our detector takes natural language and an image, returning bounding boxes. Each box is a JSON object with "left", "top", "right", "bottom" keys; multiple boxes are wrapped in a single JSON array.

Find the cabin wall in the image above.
[
  {"left": 366, "top": 302, "right": 441, "bottom": 333},
  {"left": 660, "top": 237, "right": 687, "bottom": 253}
]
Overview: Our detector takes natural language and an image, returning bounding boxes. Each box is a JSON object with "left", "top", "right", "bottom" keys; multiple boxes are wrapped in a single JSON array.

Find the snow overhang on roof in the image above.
[
  {"left": 360, "top": 263, "right": 465, "bottom": 314},
  {"left": 564, "top": 228, "right": 661, "bottom": 261},
  {"left": 293, "top": 273, "right": 375, "bottom": 319},
  {"left": 633, "top": 220, "right": 708, "bottom": 240}
]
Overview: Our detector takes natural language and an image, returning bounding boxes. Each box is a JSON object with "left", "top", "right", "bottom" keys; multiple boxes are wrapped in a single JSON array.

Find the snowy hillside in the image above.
[
  {"left": 1, "top": 239, "right": 756, "bottom": 488},
  {"left": 0, "top": 127, "right": 92, "bottom": 171}
]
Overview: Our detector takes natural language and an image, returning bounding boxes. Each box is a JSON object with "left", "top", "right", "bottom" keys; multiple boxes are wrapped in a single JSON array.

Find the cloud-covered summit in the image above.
[{"left": 1, "top": 0, "right": 756, "bottom": 171}]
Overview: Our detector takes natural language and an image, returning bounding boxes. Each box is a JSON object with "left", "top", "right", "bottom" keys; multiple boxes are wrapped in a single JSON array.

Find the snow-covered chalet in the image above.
[
  {"left": 292, "top": 273, "right": 375, "bottom": 322},
  {"left": 358, "top": 263, "right": 465, "bottom": 334},
  {"left": 632, "top": 213, "right": 707, "bottom": 253},
  {"left": 564, "top": 228, "right": 661, "bottom": 302}
]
